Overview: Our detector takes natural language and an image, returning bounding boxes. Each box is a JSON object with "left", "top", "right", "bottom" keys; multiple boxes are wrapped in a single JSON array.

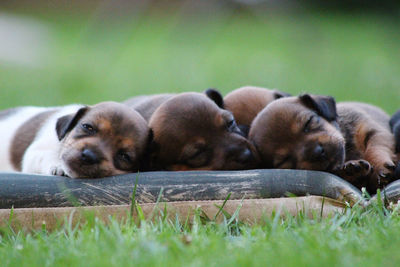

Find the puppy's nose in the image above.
[
  {"left": 313, "top": 144, "right": 326, "bottom": 159},
  {"left": 81, "top": 148, "right": 100, "bottom": 165},
  {"left": 237, "top": 148, "right": 253, "bottom": 163}
]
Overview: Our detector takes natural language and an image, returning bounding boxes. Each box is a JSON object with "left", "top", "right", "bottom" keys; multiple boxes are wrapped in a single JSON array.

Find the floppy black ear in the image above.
[
  {"left": 299, "top": 94, "right": 338, "bottom": 122},
  {"left": 390, "top": 110, "right": 400, "bottom": 130},
  {"left": 56, "top": 106, "right": 88, "bottom": 141},
  {"left": 204, "top": 88, "right": 224, "bottom": 108},
  {"left": 393, "top": 123, "right": 400, "bottom": 153},
  {"left": 273, "top": 90, "right": 291, "bottom": 99},
  {"left": 390, "top": 110, "right": 400, "bottom": 153}
]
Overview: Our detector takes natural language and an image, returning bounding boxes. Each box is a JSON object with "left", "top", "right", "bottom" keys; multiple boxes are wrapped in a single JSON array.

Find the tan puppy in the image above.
[
  {"left": 0, "top": 102, "right": 150, "bottom": 178},
  {"left": 124, "top": 92, "right": 258, "bottom": 171},
  {"left": 223, "top": 86, "right": 290, "bottom": 128},
  {"left": 249, "top": 94, "right": 397, "bottom": 192}
]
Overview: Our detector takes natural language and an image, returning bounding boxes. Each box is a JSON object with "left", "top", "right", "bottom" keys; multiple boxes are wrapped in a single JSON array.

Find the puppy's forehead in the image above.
[
  {"left": 86, "top": 102, "right": 148, "bottom": 134},
  {"left": 151, "top": 93, "right": 222, "bottom": 128}
]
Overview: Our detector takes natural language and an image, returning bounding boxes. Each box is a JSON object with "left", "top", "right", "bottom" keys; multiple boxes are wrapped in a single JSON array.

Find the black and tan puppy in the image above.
[
  {"left": 249, "top": 94, "right": 397, "bottom": 192},
  {"left": 124, "top": 92, "right": 258, "bottom": 171},
  {"left": 0, "top": 102, "right": 150, "bottom": 178},
  {"left": 223, "top": 86, "right": 290, "bottom": 130}
]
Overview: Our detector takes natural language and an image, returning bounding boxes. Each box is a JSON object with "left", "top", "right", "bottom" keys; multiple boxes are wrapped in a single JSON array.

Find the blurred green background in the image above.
[{"left": 1, "top": 0, "right": 400, "bottom": 113}]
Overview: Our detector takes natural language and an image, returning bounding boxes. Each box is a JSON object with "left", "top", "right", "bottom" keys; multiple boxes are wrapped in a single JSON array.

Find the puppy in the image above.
[
  {"left": 124, "top": 92, "right": 258, "bottom": 171},
  {"left": 223, "top": 86, "right": 290, "bottom": 131},
  {"left": 0, "top": 102, "right": 150, "bottom": 178},
  {"left": 249, "top": 94, "right": 397, "bottom": 192}
]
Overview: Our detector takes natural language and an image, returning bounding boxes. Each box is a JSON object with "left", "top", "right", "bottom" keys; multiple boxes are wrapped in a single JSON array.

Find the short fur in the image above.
[
  {"left": 223, "top": 86, "right": 291, "bottom": 130},
  {"left": 124, "top": 92, "right": 258, "bottom": 171},
  {"left": 0, "top": 102, "right": 150, "bottom": 178},
  {"left": 249, "top": 95, "right": 397, "bottom": 192}
]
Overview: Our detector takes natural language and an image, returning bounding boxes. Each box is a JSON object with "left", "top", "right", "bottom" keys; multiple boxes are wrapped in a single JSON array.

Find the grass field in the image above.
[{"left": 1, "top": 9, "right": 400, "bottom": 266}]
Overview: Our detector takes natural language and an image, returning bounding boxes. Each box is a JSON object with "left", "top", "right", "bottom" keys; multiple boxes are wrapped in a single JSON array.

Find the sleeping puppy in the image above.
[
  {"left": 124, "top": 92, "right": 258, "bottom": 171},
  {"left": 223, "top": 86, "right": 291, "bottom": 133},
  {"left": 0, "top": 102, "right": 150, "bottom": 178},
  {"left": 249, "top": 94, "right": 397, "bottom": 192}
]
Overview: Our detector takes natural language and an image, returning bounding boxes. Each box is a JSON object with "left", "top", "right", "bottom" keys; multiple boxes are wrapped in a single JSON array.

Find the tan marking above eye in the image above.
[{"left": 97, "top": 119, "right": 112, "bottom": 131}]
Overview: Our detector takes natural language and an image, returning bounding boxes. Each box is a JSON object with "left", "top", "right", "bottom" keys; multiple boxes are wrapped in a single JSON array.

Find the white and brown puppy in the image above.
[{"left": 0, "top": 102, "right": 149, "bottom": 178}]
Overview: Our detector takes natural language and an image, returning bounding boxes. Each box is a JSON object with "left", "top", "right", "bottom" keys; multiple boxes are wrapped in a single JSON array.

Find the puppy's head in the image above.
[
  {"left": 56, "top": 102, "right": 149, "bottom": 178},
  {"left": 148, "top": 92, "right": 258, "bottom": 171},
  {"left": 249, "top": 94, "right": 345, "bottom": 172},
  {"left": 223, "top": 86, "right": 291, "bottom": 135}
]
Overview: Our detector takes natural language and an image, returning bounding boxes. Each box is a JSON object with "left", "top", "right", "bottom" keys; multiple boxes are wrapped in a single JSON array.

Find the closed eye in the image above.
[
  {"left": 81, "top": 123, "right": 97, "bottom": 135},
  {"left": 275, "top": 155, "right": 291, "bottom": 168},
  {"left": 303, "top": 115, "right": 320, "bottom": 133},
  {"left": 226, "top": 119, "right": 237, "bottom": 131},
  {"left": 117, "top": 152, "right": 132, "bottom": 163}
]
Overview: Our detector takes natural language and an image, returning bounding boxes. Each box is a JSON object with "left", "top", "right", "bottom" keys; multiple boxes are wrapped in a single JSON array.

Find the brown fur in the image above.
[
  {"left": 58, "top": 102, "right": 150, "bottom": 178},
  {"left": 249, "top": 95, "right": 396, "bottom": 192},
  {"left": 10, "top": 110, "right": 57, "bottom": 170},
  {"left": 129, "top": 92, "right": 259, "bottom": 171},
  {"left": 223, "top": 86, "right": 290, "bottom": 127},
  {"left": 123, "top": 94, "right": 174, "bottom": 122}
]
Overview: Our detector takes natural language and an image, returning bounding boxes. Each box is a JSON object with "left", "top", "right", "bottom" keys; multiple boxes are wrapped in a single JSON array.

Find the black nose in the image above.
[
  {"left": 81, "top": 148, "right": 100, "bottom": 165},
  {"left": 237, "top": 148, "right": 253, "bottom": 163},
  {"left": 313, "top": 144, "right": 326, "bottom": 159}
]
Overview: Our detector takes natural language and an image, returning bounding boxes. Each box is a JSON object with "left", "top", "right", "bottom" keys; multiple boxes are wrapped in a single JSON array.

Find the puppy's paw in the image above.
[
  {"left": 373, "top": 160, "right": 397, "bottom": 186},
  {"left": 50, "top": 166, "right": 67, "bottom": 177},
  {"left": 343, "top": 159, "right": 373, "bottom": 177}
]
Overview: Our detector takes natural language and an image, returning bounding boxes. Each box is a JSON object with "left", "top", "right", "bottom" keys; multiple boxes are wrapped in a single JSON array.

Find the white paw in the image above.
[{"left": 50, "top": 166, "right": 67, "bottom": 177}]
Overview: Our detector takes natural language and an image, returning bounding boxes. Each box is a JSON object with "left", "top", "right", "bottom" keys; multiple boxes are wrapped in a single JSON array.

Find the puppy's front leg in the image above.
[
  {"left": 361, "top": 127, "right": 397, "bottom": 189},
  {"left": 21, "top": 137, "right": 66, "bottom": 176}
]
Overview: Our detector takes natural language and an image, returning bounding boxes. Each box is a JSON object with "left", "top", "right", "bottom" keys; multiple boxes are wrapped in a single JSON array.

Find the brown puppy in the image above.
[
  {"left": 0, "top": 102, "right": 150, "bottom": 178},
  {"left": 249, "top": 94, "right": 397, "bottom": 192},
  {"left": 125, "top": 92, "right": 258, "bottom": 171},
  {"left": 223, "top": 86, "right": 290, "bottom": 129}
]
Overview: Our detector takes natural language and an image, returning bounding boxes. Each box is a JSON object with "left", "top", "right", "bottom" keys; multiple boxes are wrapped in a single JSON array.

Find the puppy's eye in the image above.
[
  {"left": 226, "top": 119, "right": 237, "bottom": 132},
  {"left": 303, "top": 115, "right": 320, "bottom": 133},
  {"left": 186, "top": 150, "right": 209, "bottom": 167},
  {"left": 81, "top": 123, "right": 96, "bottom": 134},
  {"left": 118, "top": 152, "right": 132, "bottom": 163}
]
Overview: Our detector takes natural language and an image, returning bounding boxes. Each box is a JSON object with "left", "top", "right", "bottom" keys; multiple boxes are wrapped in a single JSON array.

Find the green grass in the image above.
[
  {"left": 1, "top": 10, "right": 400, "bottom": 266},
  {"left": 1, "top": 202, "right": 400, "bottom": 267}
]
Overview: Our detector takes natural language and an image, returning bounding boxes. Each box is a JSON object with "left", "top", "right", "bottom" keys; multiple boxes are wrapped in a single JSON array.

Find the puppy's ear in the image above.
[
  {"left": 56, "top": 107, "right": 88, "bottom": 140},
  {"left": 273, "top": 90, "right": 291, "bottom": 99},
  {"left": 393, "top": 123, "right": 400, "bottom": 153},
  {"left": 204, "top": 88, "right": 224, "bottom": 108},
  {"left": 390, "top": 110, "right": 400, "bottom": 130},
  {"left": 299, "top": 94, "right": 337, "bottom": 122}
]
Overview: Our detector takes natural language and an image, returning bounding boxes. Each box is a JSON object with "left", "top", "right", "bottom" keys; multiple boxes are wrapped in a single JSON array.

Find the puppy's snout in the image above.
[
  {"left": 81, "top": 148, "right": 100, "bottom": 165},
  {"left": 227, "top": 144, "right": 254, "bottom": 164},
  {"left": 238, "top": 148, "right": 253, "bottom": 163}
]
